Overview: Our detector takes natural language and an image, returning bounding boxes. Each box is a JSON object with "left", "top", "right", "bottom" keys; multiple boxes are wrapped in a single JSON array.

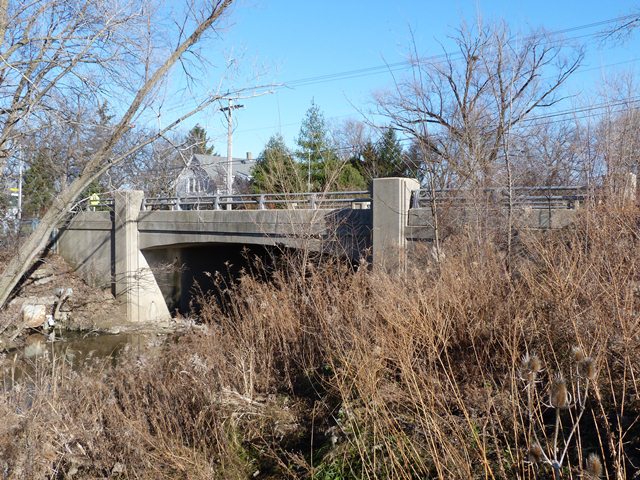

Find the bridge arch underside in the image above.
[
  {"left": 137, "top": 210, "right": 372, "bottom": 315},
  {"left": 142, "top": 242, "right": 290, "bottom": 315},
  {"left": 142, "top": 238, "right": 368, "bottom": 316}
]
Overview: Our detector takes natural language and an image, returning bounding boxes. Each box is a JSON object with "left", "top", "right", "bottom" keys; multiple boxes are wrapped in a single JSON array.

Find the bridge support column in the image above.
[
  {"left": 114, "top": 191, "right": 171, "bottom": 323},
  {"left": 372, "top": 177, "right": 420, "bottom": 273}
]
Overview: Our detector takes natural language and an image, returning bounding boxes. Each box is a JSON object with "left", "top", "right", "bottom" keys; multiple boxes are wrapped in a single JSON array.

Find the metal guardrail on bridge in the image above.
[
  {"left": 411, "top": 185, "right": 589, "bottom": 210},
  {"left": 69, "top": 193, "right": 115, "bottom": 213},
  {"left": 68, "top": 191, "right": 371, "bottom": 213},
  {"left": 67, "top": 185, "right": 587, "bottom": 214},
  {"left": 141, "top": 191, "right": 372, "bottom": 211}
]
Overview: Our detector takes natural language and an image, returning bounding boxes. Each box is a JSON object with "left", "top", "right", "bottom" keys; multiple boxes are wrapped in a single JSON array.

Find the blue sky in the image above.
[{"left": 166, "top": 0, "right": 640, "bottom": 159}]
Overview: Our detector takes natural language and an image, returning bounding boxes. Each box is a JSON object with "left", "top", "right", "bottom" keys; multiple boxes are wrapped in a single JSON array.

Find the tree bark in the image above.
[{"left": 0, "top": 0, "right": 8, "bottom": 50}]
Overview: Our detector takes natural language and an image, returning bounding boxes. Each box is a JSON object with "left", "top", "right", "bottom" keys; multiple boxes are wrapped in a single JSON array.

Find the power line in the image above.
[
  {"left": 231, "top": 52, "right": 640, "bottom": 137},
  {"left": 138, "top": 13, "right": 640, "bottom": 169},
  {"left": 138, "top": 96, "right": 640, "bottom": 175},
  {"left": 24, "top": 97, "right": 640, "bottom": 179},
  {"left": 522, "top": 97, "right": 640, "bottom": 122},
  {"left": 271, "top": 13, "right": 639, "bottom": 90},
  {"left": 155, "top": 13, "right": 638, "bottom": 117}
]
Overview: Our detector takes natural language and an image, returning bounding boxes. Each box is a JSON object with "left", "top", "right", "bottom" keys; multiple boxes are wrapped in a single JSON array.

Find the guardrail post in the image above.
[
  {"left": 310, "top": 193, "right": 317, "bottom": 209},
  {"left": 373, "top": 177, "right": 420, "bottom": 273},
  {"left": 214, "top": 195, "right": 220, "bottom": 210},
  {"left": 411, "top": 190, "right": 420, "bottom": 209},
  {"left": 258, "top": 194, "right": 266, "bottom": 210}
]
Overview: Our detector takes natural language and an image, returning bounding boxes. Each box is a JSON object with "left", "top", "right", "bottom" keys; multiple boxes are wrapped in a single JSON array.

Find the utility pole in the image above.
[{"left": 220, "top": 98, "right": 244, "bottom": 209}]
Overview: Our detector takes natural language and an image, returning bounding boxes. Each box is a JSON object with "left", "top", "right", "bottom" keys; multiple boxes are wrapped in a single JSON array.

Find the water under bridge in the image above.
[{"left": 54, "top": 178, "right": 584, "bottom": 324}]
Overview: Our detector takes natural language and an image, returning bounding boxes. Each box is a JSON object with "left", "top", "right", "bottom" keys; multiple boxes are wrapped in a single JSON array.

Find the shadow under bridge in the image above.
[{"left": 137, "top": 207, "right": 372, "bottom": 315}]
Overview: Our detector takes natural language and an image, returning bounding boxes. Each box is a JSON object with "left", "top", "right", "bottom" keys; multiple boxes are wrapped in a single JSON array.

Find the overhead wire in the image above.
[
  {"left": 264, "top": 13, "right": 639, "bottom": 90},
  {"left": 140, "top": 96, "right": 640, "bottom": 174},
  {"left": 153, "top": 13, "right": 639, "bottom": 117}
]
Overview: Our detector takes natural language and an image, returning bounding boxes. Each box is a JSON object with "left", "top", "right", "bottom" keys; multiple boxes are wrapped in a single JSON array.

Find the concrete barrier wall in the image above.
[
  {"left": 138, "top": 209, "right": 333, "bottom": 249},
  {"left": 137, "top": 208, "right": 372, "bottom": 260},
  {"left": 137, "top": 209, "right": 369, "bottom": 247},
  {"left": 56, "top": 211, "right": 113, "bottom": 290}
]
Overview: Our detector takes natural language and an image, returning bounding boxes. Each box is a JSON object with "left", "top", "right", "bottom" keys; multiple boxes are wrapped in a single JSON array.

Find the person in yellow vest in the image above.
[{"left": 89, "top": 192, "right": 100, "bottom": 211}]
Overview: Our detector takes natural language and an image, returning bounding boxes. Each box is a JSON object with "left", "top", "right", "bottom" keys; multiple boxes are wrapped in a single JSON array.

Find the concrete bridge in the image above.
[{"left": 54, "top": 178, "right": 584, "bottom": 323}]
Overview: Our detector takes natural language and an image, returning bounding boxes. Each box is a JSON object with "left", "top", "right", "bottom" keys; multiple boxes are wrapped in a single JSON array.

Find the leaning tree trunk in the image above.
[
  {"left": 0, "top": 0, "right": 234, "bottom": 317},
  {"left": 0, "top": 183, "right": 84, "bottom": 316}
]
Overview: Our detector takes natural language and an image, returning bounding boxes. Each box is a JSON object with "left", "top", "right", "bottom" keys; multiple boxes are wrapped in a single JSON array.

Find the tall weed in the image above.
[{"left": 1, "top": 205, "right": 639, "bottom": 478}]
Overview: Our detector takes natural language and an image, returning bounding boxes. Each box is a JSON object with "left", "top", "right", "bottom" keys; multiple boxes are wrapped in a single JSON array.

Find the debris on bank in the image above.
[{"left": 0, "top": 254, "right": 123, "bottom": 351}]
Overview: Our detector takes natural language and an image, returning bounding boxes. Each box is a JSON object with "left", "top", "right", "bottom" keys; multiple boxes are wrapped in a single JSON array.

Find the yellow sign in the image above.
[{"left": 9, "top": 187, "right": 18, "bottom": 192}]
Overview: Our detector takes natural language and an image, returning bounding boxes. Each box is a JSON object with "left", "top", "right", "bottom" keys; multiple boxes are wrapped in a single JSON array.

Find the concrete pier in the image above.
[{"left": 372, "top": 177, "right": 420, "bottom": 273}]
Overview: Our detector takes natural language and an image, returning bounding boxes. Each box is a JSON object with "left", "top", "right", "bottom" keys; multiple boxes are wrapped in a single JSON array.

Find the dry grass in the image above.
[{"left": 1, "top": 204, "right": 640, "bottom": 479}]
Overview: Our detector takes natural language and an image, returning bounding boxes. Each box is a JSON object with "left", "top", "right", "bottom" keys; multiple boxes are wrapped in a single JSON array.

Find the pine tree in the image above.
[
  {"left": 252, "top": 134, "right": 305, "bottom": 193},
  {"left": 295, "top": 101, "right": 338, "bottom": 190},
  {"left": 185, "top": 124, "right": 215, "bottom": 155},
  {"left": 375, "top": 128, "right": 405, "bottom": 176},
  {"left": 22, "top": 153, "right": 56, "bottom": 217},
  {"left": 350, "top": 127, "right": 409, "bottom": 184}
]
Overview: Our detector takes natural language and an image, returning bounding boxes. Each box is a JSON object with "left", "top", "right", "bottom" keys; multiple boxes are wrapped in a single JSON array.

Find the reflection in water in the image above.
[{"left": 1, "top": 330, "right": 167, "bottom": 390}]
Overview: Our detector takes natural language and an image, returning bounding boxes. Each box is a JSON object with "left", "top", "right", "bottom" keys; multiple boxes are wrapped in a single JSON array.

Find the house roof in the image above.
[{"left": 192, "top": 154, "right": 254, "bottom": 180}]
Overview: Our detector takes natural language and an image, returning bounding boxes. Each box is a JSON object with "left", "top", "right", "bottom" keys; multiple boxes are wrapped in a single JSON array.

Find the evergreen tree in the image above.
[
  {"left": 22, "top": 153, "right": 56, "bottom": 217},
  {"left": 295, "top": 101, "right": 338, "bottom": 190},
  {"left": 324, "top": 158, "right": 367, "bottom": 191},
  {"left": 293, "top": 101, "right": 366, "bottom": 191},
  {"left": 185, "top": 124, "right": 215, "bottom": 155},
  {"left": 252, "top": 134, "right": 305, "bottom": 193},
  {"left": 353, "top": 127, "right": 408, "bottom": 182},
  {"left": 376, "top": 128, "right": 405, "bottom": 176}
]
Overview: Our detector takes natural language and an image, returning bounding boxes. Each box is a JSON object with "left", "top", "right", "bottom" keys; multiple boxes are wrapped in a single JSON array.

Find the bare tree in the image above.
[
  {"left": 599, "top": 11, "right": 640, "bottom": 42},
  {"left": 0, "top": 0, "right": 150, "bottom": 172},
  {"left": 511, "top": 121, "right": 583, "bottom": 186},
  {"left": 375, "top": 22, "right": 583, "bottom": 260},
  {"left": 593, "top": 75, "right": 640, "bottom": 202},
  {"left": 376, "top": 22, "right": 583, "bottom": 189},
  {"left": 0, "top": 0, "right": 237, "bottom": 310}
]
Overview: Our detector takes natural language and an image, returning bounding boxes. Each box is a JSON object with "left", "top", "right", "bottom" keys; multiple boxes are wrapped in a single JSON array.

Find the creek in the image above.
[{"left": 1, "top": 329, "right": 168, "bottom": 390}]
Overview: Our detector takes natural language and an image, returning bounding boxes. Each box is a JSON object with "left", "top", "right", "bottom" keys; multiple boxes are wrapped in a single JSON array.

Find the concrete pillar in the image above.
[
  {"left": 114, "top": 191, "right": 170, "bottom": 323},
  {"left": 372, "top": 177, "right": 420, "bottom": 272}
]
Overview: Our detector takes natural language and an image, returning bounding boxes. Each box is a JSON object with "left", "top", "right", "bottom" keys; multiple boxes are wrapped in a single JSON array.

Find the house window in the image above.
[{"left": 188, "top": 178, "right": 199, "bottom": 194}]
